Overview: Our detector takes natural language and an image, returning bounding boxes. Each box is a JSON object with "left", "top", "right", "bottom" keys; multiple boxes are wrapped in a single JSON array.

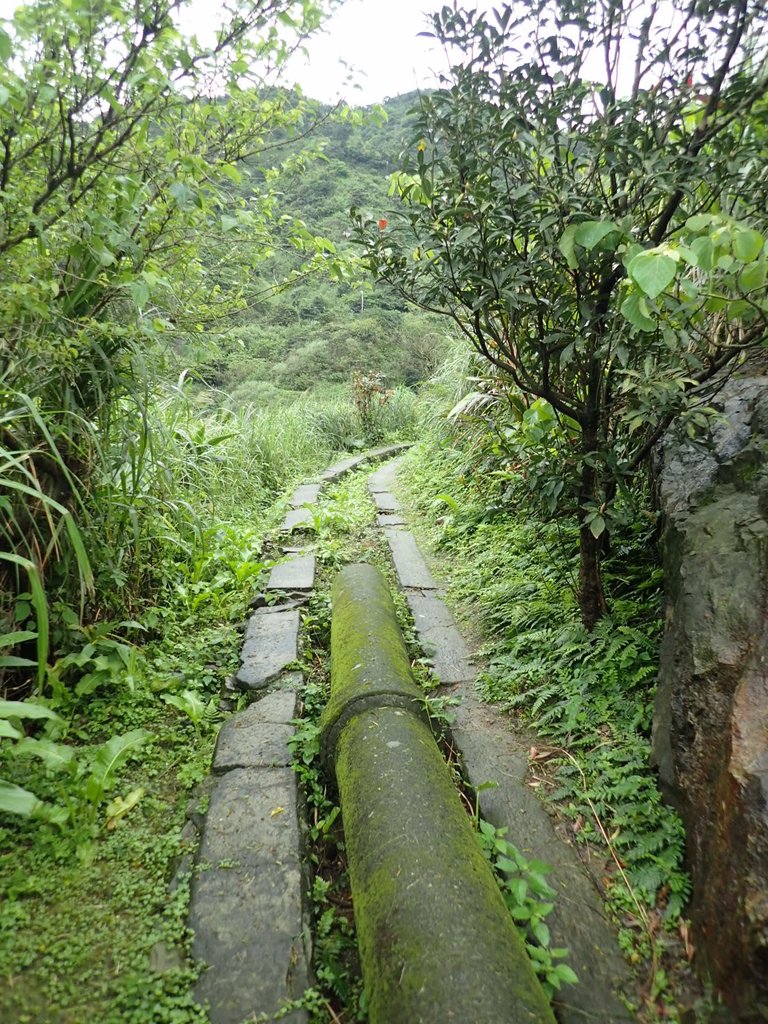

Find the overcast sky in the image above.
[
  {"left": 286, "top": 0, "right": 450, "bottom": 105},
  {"left": 0, "top": 0, "right": 475, "bottom": 105}
]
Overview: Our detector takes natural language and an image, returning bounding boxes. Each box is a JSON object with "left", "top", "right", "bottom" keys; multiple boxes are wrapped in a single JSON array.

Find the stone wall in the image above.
[{"left": 652, "top": 368, "right": 768, "bottom": 1021}]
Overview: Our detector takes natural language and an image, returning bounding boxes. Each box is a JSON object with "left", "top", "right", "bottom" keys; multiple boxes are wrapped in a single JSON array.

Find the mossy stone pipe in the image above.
[{"left": 320, "top": 564, "right": 556, "bottom": 1024}]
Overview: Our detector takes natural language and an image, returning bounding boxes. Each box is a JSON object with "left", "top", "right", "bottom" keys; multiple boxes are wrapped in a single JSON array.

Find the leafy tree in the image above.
[
  {"left": 0, "top": 0, "right": 336, "bottom": 667},
  {"left": 354, "top": 0, "right": 768, "bottom": 627}
]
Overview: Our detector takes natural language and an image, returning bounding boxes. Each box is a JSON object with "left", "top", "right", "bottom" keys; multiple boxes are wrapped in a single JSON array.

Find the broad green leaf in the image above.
[
  {"left": 733, "top": 228, "right": 764, "bottom": 263},
  {"left": 691, "top": 236, "right": 715, "bottom": 271},
  {"left": 0, "top": 27, "right": 11, "bottom": 62},
  {"left": 589, "top": 515, "right": 606, "bottom": 538},
  {"left": 0, "top": 700, "right": 60, "bottom": 722},
  {"left": 0, "top": 655, "right": 37, "bottom": 668},
  {"left": 90, "top": 729, "right": 152, "bottom": 793},
  {"left": 740, "top": 259, "right": 767, "bottom": 291},
  {"left": 130, "top": 280, "right": 150, "bottom": 307},
  {"left": 554, "top": 964, "right": 579, "bottom": 985},
  {"left": 620, "top": 292, "right": 655, "bottom": 332},
  {"left": 628, "top": 250, "right": 677, "bottom": 298},
  {"left": 0, "top": 780, "right": 42, "bottom": 817},
  {"left": 574, "top": 220, "right": 620, "bottom": 250},
  {"left": 558, "top": 225, "right": 579, "bottom": 268},
  {"left": 686, "top": 213, "right": 716, "bottom": 232},
  {"left": 0, "top": 721, "right": 22, "bottom": 740},
  {"left": 12, "top": 738, "right": 75, "bottom": 769}
]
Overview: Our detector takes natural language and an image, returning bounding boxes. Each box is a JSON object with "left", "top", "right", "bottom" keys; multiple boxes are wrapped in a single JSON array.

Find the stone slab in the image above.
[
  {"left": 373, "top": 491, "right": 400, "bottom": 512},
  {"left": 406, "top": 591, "right": 476, "bottom": 684},
  {"left": 448, "top": 684, "right": 636, "bottom": 1024},
  {"left": 190, "top": 767, "right": 308, "bottom": 1024},
  {"left": 289, "top": 483, "right": 322, "bottom": 507},
  {"left": 383, "top": 528, "right": 439, "bottom": 590},
  {"left": 213, "top": 721, "right": 294, "bottom": 771},
  {"left": 318, "top": 445, "right": 411, "bottom": 483},
  {"left": 319, "top": 457, "right": 359, "bottom": 481},
  {"left": 280, "top": 507, "right": 314, "bottom": 533},
  {"left": 213, "top": 691, "right": 299, "bottom": 772},
  {"left": 236, "top": 609, "right": 299, "bottom": 690},
  {"left": 368, "top": 459, "right": 401, "bottom": 493},
  {"left": 377, "top": 513, "right": 406, "bottom": 527},
  {"left": 267, "top": 554, "right": 316, "bottom": 592}
]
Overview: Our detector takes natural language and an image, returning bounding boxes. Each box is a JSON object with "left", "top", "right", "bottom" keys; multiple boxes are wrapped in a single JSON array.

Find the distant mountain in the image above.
[{"left": 198, "top": 91, "right": 451, "bottom": 406}]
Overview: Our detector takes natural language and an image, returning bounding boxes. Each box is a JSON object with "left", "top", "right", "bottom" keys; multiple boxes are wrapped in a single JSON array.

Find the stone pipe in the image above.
[{"left": 320, "top": 563, "right": 555, "bottom": 1024}]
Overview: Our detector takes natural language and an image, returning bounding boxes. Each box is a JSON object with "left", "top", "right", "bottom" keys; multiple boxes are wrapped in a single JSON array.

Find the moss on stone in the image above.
[{"left": 324, "top": 563, "right": 555, "bottom": 1024}]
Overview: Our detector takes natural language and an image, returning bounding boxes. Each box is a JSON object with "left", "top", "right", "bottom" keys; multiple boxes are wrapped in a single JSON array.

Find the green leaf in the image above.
[
  {"left": 554, "top": 964, "right": 579, "bottom": 985},
  {"left": 0, "top": 655, "right": 37, "bottom": 668},
  {"left": 627, "top": 250, "right": 677, "bottom": 298},
  {"left": 685, "top": 213, "right": 716, "bottom": 232},
  {"left": 620, "top": 292, "right": 655, "bottom": 332},
  {"left": 740, "top": 258, "right": 767, "bottom": 291},
  {"left": 0, "top": 27, "right": 11, "bottom": 62},
  {"left": 589, "top": 515, "right": 606, "bottom": 538},
  {"left": 130, "top": 280, "right": 150, "bottom": 307},
  {"left": 558, "top": 225, "right": 579, "bottom": 269},
  {"left": 0, "top": 721, "right": 23, "bottom": 740},
  {"left": 12, "top": 737, "right": 75, "bottom": 770},
  {"left": 0, "top": 700, "right": 60, "bottom": 722},
  {"left": 574, "top": 220, "right": 620, "bottom": 250},
  {"left": 690, "top": 236, "right": 715, "bottom": 271},
  {"left": 733, "top": 228, "right": 764, "bottom": 263},
  {"left": 0, "top": 780, "right": 42, "bottom": 818},
  {"left": 89, "top": 729, "right": 152, "bottom": 794}
]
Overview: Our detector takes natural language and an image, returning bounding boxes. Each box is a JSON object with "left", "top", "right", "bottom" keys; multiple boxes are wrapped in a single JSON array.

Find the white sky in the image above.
[
  {"left": 0, "top": 0, "right": 480, "bottom": 106},
  {"left": 285, "top": 0, "right": 451, "bottom": 105}
]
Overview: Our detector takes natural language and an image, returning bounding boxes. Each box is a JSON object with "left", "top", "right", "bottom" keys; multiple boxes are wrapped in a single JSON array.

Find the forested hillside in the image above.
[{"left": 195, "top": 91, "right": 452, "bottom": 407}]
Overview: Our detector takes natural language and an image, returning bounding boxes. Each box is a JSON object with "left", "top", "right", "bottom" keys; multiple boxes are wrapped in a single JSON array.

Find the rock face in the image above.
[{"left": 653, "top": 370, "right": 768, "bottom": 1020}]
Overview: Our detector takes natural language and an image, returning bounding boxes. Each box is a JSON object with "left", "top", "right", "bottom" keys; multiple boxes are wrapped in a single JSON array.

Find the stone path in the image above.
[
  {"left": 188, "top": 447, "right": 637, "bottom": 1024},
  {"left": 188, "top": 446, "right": 408, "bottom": 1024}
]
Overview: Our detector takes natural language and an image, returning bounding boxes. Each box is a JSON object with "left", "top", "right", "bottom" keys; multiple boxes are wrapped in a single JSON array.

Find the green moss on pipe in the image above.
[{"left": 324, "top": 564, "right": 556, "bottom": 1024}]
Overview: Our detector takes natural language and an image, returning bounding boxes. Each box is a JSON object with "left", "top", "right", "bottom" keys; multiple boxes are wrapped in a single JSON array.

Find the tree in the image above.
[
  {"left": 0, "top": 0, "right": 337, "bottom": 656},
  {"left": 353, "top": 0, "right": 768, "bottom": 627}
]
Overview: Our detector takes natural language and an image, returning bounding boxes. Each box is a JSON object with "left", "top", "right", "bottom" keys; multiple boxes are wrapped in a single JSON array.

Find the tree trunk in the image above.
[
  {"left": 578, "top": 517, "right": 607, "bottom": 630},
  {"left": 578, "top": 432, "right": 607, "bottom": 630}
]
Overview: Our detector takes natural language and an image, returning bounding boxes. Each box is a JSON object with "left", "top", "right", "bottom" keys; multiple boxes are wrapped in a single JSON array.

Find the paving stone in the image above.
[
  {"left": 406, "top": 591, "right": 476, "bottom": 684},
  {"left": 213, "top": 721, "right": 294, "bottom": 771},
  {"left": 318, "top": 445, "right": 411, "bottom": 483},
  {"left": 236, "top": 608, "right": 299, "bottom": 690},
  {"left": 190, "top": 767, "right": 308, "bottom": 1024},
  {"left": 368, "top": 459, "right": 401, "bottom": 493},
  {"left": 447, "top": 684, "right": 635, "bottom": 1023},
  {"left": 383, "top": 528, "right": 439, "bottom": 590},
  {"left": 289, "top": 483, "right": 322, "bottom": 507},
  {"left": 377, "top": 512, "right": 406, "bottom": 527},
  {"left": 213, "top": 691, "right": 300, "bottom": 772},
  {"left": 267, "top": 554, "right": 315, "bottom": 592},
  {"left": 374, "top": 490, "right": 400, "bottom": 512},
  {"left": 280, "top": 507, "right": 314, "bottom": 532},
  {"left": 319, "top": 457, "right": 359, "bottom": 481}
]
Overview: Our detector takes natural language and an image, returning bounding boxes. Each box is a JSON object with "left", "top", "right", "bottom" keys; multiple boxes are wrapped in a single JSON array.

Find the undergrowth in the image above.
[{"left": 398, "top": 439, "right": 693, "bottom": 1021}]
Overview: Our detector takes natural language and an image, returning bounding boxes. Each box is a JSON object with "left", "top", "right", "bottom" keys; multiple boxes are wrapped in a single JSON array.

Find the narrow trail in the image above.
[{"left": 186, "top": 449, "right": 636, "bottom": 1024}]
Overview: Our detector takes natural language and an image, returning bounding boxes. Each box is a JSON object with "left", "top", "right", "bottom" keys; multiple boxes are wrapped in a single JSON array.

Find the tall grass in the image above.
[{"left": 1, "top": 371, "right": 418, "bottom": 696}]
